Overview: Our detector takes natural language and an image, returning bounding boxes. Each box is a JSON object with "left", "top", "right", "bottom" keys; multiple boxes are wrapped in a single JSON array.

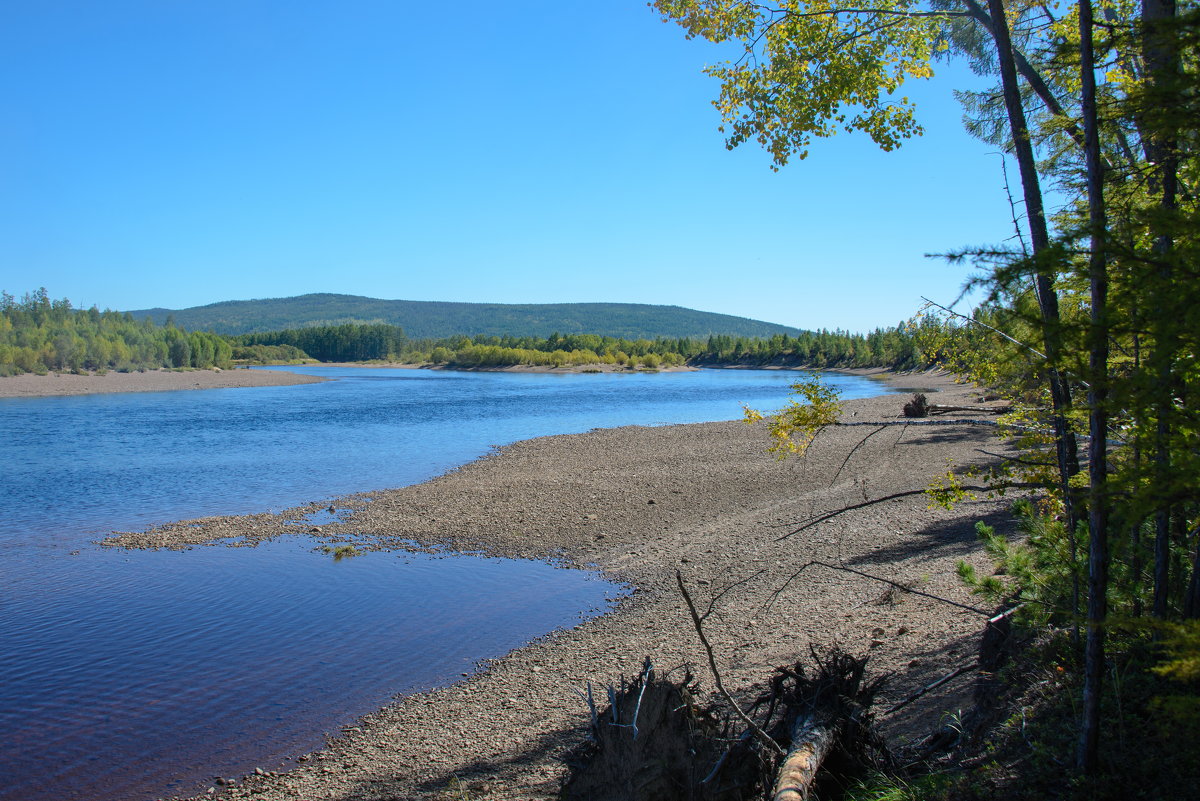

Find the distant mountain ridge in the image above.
[{"left": 128, "top": 294, "right": 805, "bottom": 340}]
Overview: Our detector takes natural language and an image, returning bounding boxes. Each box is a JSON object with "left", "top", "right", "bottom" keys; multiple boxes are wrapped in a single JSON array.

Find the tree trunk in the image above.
[
  {"left": 1140, "top": 0, "right": 1179, "bottom": 622},
  {"left": 1183, "top": 530, "right": 1200, "bottom": 619},
  {"left": 771, "top": 714, "right": 837, "bottom": 801},
  {"left": 1078, "top": 0, "right": 1110, "bottom": 772},
  {"left": 1154, "top": 507, "right": 1172, "bottom": 617},
  {"left": 983, "top": 0, "right": 1081, "bottom": 610}
]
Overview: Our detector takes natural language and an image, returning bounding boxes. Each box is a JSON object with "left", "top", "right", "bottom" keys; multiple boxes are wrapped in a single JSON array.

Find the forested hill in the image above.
[{"left": 127, "top": 294, "right": 805, "bottom": 339}]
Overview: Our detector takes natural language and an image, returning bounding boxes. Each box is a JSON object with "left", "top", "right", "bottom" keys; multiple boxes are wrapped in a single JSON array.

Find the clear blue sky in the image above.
[{"left": 1, "top": 1, "right": 1019, "bottom": 333}]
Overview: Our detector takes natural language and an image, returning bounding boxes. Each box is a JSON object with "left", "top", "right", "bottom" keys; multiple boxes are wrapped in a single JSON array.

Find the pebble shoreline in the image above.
[
  {"left": 0, "top": 367, "right": 326, "bottom": 398},
  {"left": 103, "top": 370, "right": 1020, "bottom": 801}
]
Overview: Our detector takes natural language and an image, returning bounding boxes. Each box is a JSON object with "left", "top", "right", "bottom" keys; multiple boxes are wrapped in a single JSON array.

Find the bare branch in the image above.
[
  {"left": 884, "top": 664, "right": 975, "bottom": 714},
  {"left": 767, "top": 560, "right": 992, "bottom": 616},
  {"left": 997, "top": 153, "right": 1031, "bottom": 257},
  {"left": 975, "top": 448, "right": 1055, "bottom": 467},
  {"left": 677, "top": 571, "right": 785, "bottom": 756},
  {"left": 830, "top": 425, "right": 889, "bottom": 488},
  {"left": 704, "top": 566, "right": 772, "bottom": 620},
  {"left": 920, "top": 295, "right": 1051, "bottom": 364},
  {"left": 778, "top": 483, "right": 1037, "bottom": 540},
  {"left": 756, "top": 3, "right": 969, "bottom": 19}
]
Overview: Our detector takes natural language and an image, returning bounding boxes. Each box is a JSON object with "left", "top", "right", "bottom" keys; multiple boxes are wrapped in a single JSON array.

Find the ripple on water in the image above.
[
  {"left": 0, "top": 367, "right": 892, "bottom": 801},
  {"left": 0, "top": 537, "right": 625, "bottom": 801}
]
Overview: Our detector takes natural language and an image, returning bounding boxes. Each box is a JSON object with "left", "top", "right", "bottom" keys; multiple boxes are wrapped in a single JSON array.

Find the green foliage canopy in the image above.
[
  {"left": 654, "top": 0, "right": 943, "bottom": 166},
  {"left": 0, "top": 289, "right": 232, "bottom": 375}
]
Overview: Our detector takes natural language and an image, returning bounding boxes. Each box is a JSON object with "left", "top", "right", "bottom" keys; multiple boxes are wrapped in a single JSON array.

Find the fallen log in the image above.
[
  {"left": 564, "top": 647, "right": 888, "bottom": 800},
  {"left": 927, "top": 403, "right": 1012, "bottom": 415},
  {"left": 766, "top": 649, "right": 887, "bottom": 801},
  {"left": 771, "top": 712, "right": 837, "bottom": 801}
]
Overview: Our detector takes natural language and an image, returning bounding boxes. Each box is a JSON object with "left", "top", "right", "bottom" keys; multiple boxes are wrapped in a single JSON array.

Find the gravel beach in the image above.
[
  {"left": 0, "top": 367, "right": 326, "bottom": 398},
  {"left": 103, "top": 370, "right": 1015, "bottom": 801}
]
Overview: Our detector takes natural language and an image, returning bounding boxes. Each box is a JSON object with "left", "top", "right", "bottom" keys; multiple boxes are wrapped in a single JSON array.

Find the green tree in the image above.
[{"left": 657, "top": 0, "right": 1200, "bottom": 779}]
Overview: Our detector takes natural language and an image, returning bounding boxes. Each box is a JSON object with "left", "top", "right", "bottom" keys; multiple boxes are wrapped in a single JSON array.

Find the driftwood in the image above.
[
  {"left": 569, "top": 570, "right": 894, "bottom": 799},
  {"left": 902, "top": 391, "right": 1011, "bottom": 419}
]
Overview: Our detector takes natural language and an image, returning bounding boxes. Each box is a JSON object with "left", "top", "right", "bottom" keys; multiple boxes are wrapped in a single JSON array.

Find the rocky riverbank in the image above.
[{"left": 105, "top": 370, "right": 1015, "bottom": 801}]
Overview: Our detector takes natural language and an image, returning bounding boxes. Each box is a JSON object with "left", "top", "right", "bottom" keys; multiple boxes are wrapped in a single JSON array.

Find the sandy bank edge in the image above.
[
  {"left": 319, "top": 361, "right": 696, "bottom": 373},
  {"left": 0, "top": 368, "right": 328, "bottom": 398},
  {"left": 102, "top": 370, "right": 1018, "bottom": 801},
  {"left": 0, "top": 363, "right": 951, "bottom": 399}
]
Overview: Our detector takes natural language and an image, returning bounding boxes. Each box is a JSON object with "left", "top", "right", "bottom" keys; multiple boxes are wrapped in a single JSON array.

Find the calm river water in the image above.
[{"left": 0, "top": 366, "right": 892, "bottom": 801}]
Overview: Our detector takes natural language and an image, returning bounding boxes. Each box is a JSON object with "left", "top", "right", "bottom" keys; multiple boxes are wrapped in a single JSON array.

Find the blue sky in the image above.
[{"left": 1, "top": 1, "right": 1019, "bottom": 333}]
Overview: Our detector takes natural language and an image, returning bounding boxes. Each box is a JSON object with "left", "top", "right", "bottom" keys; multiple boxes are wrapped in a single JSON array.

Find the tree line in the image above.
[
  {"left": 2, "top": 292, "right": 953, "bottom": 375},
  {"left": 234, "top": 323, "right": 407, "bottom": 363},
  {"left": 129, "top": 293, "right": 808, "bottom": 339},
  {"left": 0, "top": 289, "right": 232, "bottom": 375},
  {"left": 232, "top": 322, "right": 936, "bottom": 370}
]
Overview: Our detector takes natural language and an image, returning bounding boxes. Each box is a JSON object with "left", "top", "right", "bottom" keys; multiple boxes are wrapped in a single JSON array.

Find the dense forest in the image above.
[
  {"left": 236, "top": 323, "right": 408, "bottom": 363},
  {"left": 126, "top": 293, "right": 807, "bottom": 339},
  {"left": 232, "top": 320, "right": 931, "bottom": 370},
  {"left": 0, "top": 289, "right": 232, "bottom": 375},
  {"left": 1, "top": 288, "right": 939, "bottom": 375}
]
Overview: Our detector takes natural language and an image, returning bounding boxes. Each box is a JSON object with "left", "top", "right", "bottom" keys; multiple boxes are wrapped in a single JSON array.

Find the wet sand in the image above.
[
  {"left": 103, "top": 369, "right": 1014, "bottom": 801},
  {"left": 0, "top": 368, "right": 327, "bottom": 398}
]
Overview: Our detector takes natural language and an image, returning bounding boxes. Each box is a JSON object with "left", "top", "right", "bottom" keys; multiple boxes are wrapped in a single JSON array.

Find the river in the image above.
[{"left": 0, "top": 366, "right": 892, "bottom": 801}]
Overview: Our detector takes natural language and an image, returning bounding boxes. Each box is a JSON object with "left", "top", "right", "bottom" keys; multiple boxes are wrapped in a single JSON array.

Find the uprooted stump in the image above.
[
  {"left": 902, "top": 393, "right": 930, "bottom": 418},
  {"left": 762, "top": 649, "right": 889, "bottom": 801},
  {"left": 561, "top": 659, "right": 744, "bottom": 801},
  {"left": 562, "top": 649, "right": 889, "bottom": 801}
]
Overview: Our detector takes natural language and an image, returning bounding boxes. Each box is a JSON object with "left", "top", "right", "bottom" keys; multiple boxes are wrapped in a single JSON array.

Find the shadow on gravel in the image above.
[
  {"left": 875, "top": 631, "right": 982, "bottom": 745},
  {"left": 334, "top": 721, "right": 581, "bottom": 801},
  {"left": 845, "top": 506, "right": 1015, "bottom": 568},
  {"left": 892, "top": 426, "right": 998, "bottom": 447}
]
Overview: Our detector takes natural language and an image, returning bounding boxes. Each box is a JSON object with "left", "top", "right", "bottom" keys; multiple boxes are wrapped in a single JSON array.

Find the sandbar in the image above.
[{"left": 0, "top": 368, "right": 328, "bottom": 398}]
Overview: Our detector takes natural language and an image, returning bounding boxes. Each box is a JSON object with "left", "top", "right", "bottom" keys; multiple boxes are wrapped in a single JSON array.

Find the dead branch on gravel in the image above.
[
  {"left": 901, "top": 392, "right": 1012, "bottom": 417},
  {"left": 702, "top": 566, "right": 772, "bottom": 619},
  {"left": 678, "top": 571, "right": 785, "bottom": 757},
  {"left": 975, "top": 448, "right": 1055, "bottom": 468},
  {"left": 883, "top": 664, "right": 976, "bottom": 714},
  {"left": 830, "top": 417, "right": 1119, "bottom": 445},
  {"left": 876, "top": 608, "right": 1023, "bottom": 721},
  {"left": 776, "top": 483, "right": 1038, "bottom": 540},
  {"left": 835, "top": 418, "right": 1006, "bottom": 429},
  {"left": 775, "top": 488, "right": 960, "bottom": 538},
  {"left": 829, "top": 425, "right": 888, "bottom": 487},
  {"left": 763, "top": 560, "right": 992, "bottom": 616},
  {"left": 927, "top": 403, "right": 1013, "bottom": 415}
]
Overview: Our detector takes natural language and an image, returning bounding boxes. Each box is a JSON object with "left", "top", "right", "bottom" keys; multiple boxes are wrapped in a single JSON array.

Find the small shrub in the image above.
[{"left": 319, "top": 544, "right": 361, "bottom": 561}]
